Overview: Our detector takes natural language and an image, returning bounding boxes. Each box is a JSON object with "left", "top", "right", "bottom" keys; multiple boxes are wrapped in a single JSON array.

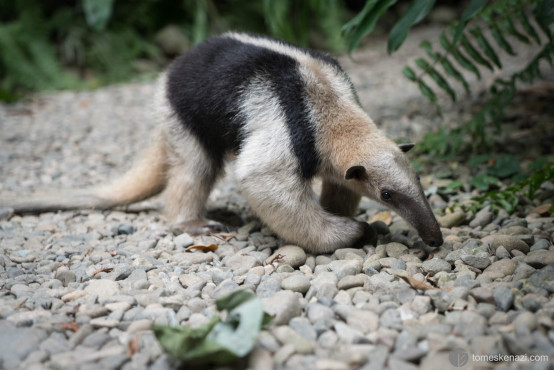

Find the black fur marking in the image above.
[{"left": 167, "top": 34, "right": 325, "bottom": 178}]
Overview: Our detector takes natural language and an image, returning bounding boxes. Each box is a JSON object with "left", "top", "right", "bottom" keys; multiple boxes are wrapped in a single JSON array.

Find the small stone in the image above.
[
  {"left": 318, "top": 331, "right": 338, "bottom": 348},
  {"left": 469, "top": 287, "right": 494, "bottom": 304},
  {"left": 281, "top": 275, "right": 311, "bottom": 294},
  {"left": 212, "top": 279, "right": 240, "bottom": 299},
  {"left": 530, "top": 239, "right": 550, "bottom": 251},
  {"left": 461, "top": 255, "right": 491, "bottom": 270},
  {"left": 410, "top": 295, "right": 432, "bottom": 315},
  {"left": 445, "top": 311, "right": 486, "bottom": 340},
  {"left": 513, "top": 311, "right": 537, "bottom": 332},
  {"left": 493, "top": 286, "right": 513, "bottom": 312},
  {"left": 483, "top": 259, "right": 516, "bottom": 279},
  {"left": 438, "top": 211, "right": 466, "bottom": 228},
  {"left": 127, "top": 319, "right": 152, "bottom": 333},
  {"left": 307, "top": 302, "right": 334, "bottom": 324},
  {"left": 289, "top": 317, "right": 317, "bottom": 341},
  {"left": 225, "top": 254, "right": 260, "bottom": 270},
  {"left": 266, "top": 245, "right": 306, "bottom": 268},
  {"left": 346, "top": 309, "right": 379, "bottom": 333},
  {"left": 117, "top": 224, "right": 134, "bottom": 235},
  {"left": 495, "top": 245, "right": 511, "bottom": 259},
  {"left": 55, "top": 270, "right": 77, "bottom": 286},
  {"left": 85, "top": 279, "right": 120, "bottom": 303},
  {"left": 261, "top": 290, "right": 302, "bottom": 325},
  {"left": 528, "top": 265, "right": 554, "bottom": 293},
  {"left": 422, "top": 259, "right": 451, "bottom": 275},
  {"left": 256, "top": 277, "right": 281, "bottom": 298},
  {"left": 482, "top": 235, "right": 530, "bottom": 254},
  {"left": 273, "top": 326, "right": 313, "bottom": 353},
  {"left": 334, "top": 322, "right": 365, "bottom": 343},
  {"left": 337, "top": 274, "right": 366, "bottom": 290},
  {"left": 384, "top": 243, "right": 409, "bottom": 258},
  {"left": 90, "top": 318, "right": 120, "bottom": 328},
  {"left": 178, "top": 274, "right": 207, "bottom": 291},
  {"left": 524, "top": 249, "right": 554, "bottom": 268},
  {"left": 328, "top": 259, "right": 362, "bottom": 280},
  {"left": 469, "top": 207, "right": 493, "bottom": 228},
  {"left": 174, "top": 233, "right": 194, "bottom": 248}
]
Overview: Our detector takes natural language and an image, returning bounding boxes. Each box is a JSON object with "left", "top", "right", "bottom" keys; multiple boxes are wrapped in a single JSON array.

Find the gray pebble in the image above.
[
  {"left": 421, "top": 258, "right": 451, "bottom": 275},
  {"left": 493, "top": 286, "right": 513, "bottom": 312},
  {"left": 281, "top": 275, "right": 311, "bottom": 293}
]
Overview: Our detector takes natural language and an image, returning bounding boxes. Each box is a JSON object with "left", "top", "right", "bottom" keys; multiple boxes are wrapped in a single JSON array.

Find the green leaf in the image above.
[
  {"left": 491, "top": 25, "right": 516, "bottom": 56},
  {"left": 468, "top": 154, "right": 492, "bottom": 167},
  {"left": 343, "top": 0, "right": 398, "bottom": 53},
  {"left": 503, "top": 17, "right": 530, "bottom": 44},
  {"left": 488, "top": 154, "right": 520, "bottom": 178},
  {"left": 528, "top": 157, "right": 548, "bottom": 172},
  {"left": 468, "top": 173, "right": 498, "bottom": 191},
  {"left": 417, "top": 79, "right": 437, "bottom": 103},
  {"left": 470, "top": 26, "right": 502, "bottom": 68},
  {"left": 83, "top": 0, "right": 114, "bottom": 31},
  {"left": 460, "top": 34, "right": 494, "bottom": 71},
  {"left": 517, "top": 10, "right": 541, "bottom": 44},
  {"left": 402, "top": 65, "right": 417, "bottom": 81},
  {"left": 440, "top": 56, "right": 470, "bottom": 94},
  {"left": 387, "top": 0, "right": 436, "bottom": 54},
  {"left": 415, "top": 58, "right": 456, "bottom": 101},
  {"left": 451, "top": 0, "right": 489, "bottom": 46},
  {"left": 440, "top": 32, "right": 481, "bottom": 79},
  {"left": 154, "top": 290, "right": 270, "bottom": 365},
  {"left": 535, "top": 0, "right": 554, "bottom": 29},
  {"left": 446, "top": 180, "right": 463, "bottom": 190},
  {"left": 420, "top": 40, "right": 440, "bottom": 61}
]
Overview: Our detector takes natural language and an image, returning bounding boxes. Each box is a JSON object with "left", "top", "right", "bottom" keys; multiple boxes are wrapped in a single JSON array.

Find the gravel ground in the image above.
[{"left": 1, "top": 27, "right": 553, "bottom": 369}]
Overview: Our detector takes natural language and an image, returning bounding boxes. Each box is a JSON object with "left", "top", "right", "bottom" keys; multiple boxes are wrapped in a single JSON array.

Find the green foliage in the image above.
[
  {"left": 0, "top": 0, "right": 348, "bottom": 101},
  {"left": 471, "top": 162, "right": 554, "bottom": 213},
  {"left": 344, "top": 0, "right": 553, "bottom": 158},
  {"left": 154, "top": 290, "right": 271, "bottom": 365}
]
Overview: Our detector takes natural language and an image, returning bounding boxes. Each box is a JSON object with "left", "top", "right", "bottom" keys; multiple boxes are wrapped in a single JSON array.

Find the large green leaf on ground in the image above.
[{"left": 153, "top": 290, "right": 271, "bottom": 365}]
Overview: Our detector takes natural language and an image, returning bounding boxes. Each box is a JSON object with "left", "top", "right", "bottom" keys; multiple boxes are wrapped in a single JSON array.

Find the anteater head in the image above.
[{"left": 345, "top": 141, "right": 443, "bottom": 247}]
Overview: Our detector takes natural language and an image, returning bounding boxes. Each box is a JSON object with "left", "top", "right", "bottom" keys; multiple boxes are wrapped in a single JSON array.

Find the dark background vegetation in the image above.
[
  {"left": 1, "top": 0, "right": 552, "bottom": 215},
  {"left": 0, "top": 0, "right": 464, "bottom": 101}
]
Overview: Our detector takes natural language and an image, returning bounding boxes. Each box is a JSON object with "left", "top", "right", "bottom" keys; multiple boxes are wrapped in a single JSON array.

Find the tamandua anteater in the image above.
[{"left": 2, "top": 33, "right": 443, "bottom": 253}]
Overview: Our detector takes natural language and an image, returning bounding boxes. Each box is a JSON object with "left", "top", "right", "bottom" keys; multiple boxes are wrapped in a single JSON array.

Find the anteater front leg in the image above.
[
  {"left": 235, "top": 157, "right": 370, "bottom": 253},
  {"left": 320, "top": 180, "right": 361, "bottom": 217}
]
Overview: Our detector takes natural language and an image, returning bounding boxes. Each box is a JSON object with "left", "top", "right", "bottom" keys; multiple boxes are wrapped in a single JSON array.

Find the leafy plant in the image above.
[
  {"left": 471, "top": 162, "right": 554, "bottom": 213},
  {"left": 154, "top": 290, "right": 271, "bottom": 366},
  {"left": 343, "top": 0, "right": 554, "bottom": 156}
]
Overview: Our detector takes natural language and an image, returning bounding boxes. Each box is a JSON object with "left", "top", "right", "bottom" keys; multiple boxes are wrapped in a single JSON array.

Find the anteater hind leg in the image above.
[
  {"left": 163, "top": 131, "right": 224, "bottom": 235},
  {"left": 320, "top": 180, "right": 361, "bottom": 217},
  {"left": 235, "top": 155, "right": 368, "bottom": 253}
]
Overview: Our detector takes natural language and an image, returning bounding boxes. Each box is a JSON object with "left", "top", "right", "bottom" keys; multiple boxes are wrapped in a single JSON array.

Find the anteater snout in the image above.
[{"left": 426, "top": 236, "right": 443, "bottom": 248}]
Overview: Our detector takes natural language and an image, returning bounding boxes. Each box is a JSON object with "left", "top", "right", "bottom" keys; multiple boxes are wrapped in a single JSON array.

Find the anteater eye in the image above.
[{"left": 381, "top": 191, "right": 392, "bottom": 201}]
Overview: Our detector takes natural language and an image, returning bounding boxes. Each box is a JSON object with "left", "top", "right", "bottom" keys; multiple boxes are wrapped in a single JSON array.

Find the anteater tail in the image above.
[{"left": 1, "top": 133, "right": 169, "bottom": 214}]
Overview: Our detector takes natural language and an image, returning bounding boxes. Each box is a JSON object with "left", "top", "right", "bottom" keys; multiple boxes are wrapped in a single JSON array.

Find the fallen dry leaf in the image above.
[
  {"left": 60, "top": 320, "right": 80, "bottom": 332},
  {"left": 184, "top": 244, "right": 218, "bottom": 252},
  {"left": 267, "top": 253, "right": 284, "bottom": 265},
  {"left": 394, "top": 274, "right": 438, "bottom": 291},
  {"left": 93, "top": 267, "right": 114, "bottom": 275},
  {"left": 126, "top": 337, "right": 140, "bottom": 356},
  {"left": 369, "top": 210, "right": 392, "bottom": 226},
  {"left": 529, "top": 204, "right": 552, "bottom": 216}
]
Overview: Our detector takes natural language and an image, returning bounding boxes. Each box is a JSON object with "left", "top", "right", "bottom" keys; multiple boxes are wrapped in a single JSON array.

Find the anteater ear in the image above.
[
  {"left": 345, "top": 165, "right": 367, "bottom": 180},
  {"left": 399, "top": 143, "right": 415, "bottom": 153}
]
